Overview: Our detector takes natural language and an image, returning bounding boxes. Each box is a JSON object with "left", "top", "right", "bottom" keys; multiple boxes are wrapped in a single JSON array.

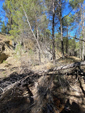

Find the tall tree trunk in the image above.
[
  {"left": 52, "top": 0, "right": 56, "bottom": 64},
  {"left": 37, "top": 29, "right": 41, "bottom": 63},
  {"left": 82, "top": 26, "right": 84, "bottom": 60},
  {"left": 22, "top": 4, "right": 44, "bottom": 63},
  {"left": 66, "top": 25, "right": 68, "bottom": 54},
  {"left": 59, "top": 0, "right": 64, "bottom": 58},
  {"left": 82, "top": 4, "right": 85, "bottom": 60},
  {"left": 35, "top": 21, "right": 41, "bottom": 63},
  {"left": 79, "top": 3, "right": 82, "bottom": 60},
  {"left": 79, "top": 40, "right": 82, "bottom": 60},
  {"left": 9, "top": 11, "right": 13, "bottom": 31}
]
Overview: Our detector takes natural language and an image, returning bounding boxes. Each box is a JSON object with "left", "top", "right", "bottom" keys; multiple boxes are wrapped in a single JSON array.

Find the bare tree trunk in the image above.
[
  {"left": 82, "top": 37, "right": 84, "bottom": 60},
  {"left": 35, "top": 21, "right": 41, "bottom": 63},
  {"left": 59, "top": 0, "right": 64, "bottom": 58},
  {"left": 52, "top": 0, "right": 56, "bottom": 64},
  {"left": 79, "top": 4, "right": 82, "bottom": 60},
  {"left": 79, "top": 3, "right": 83, "bottom": 60},
  {"left": 21, "top": 4, "right": 44, "bottom": 63},
  {"left": 66, "top": 25, "right": 68, "bottom": 54},
  {"left": 80, "top": 40, "right": 82, "bottom": 60},
  {"left": 82, "top": 4, "right": 85, "bottom": 60},
  {"left": 37, "top": 29, "right": 41, "bottom": 63}
]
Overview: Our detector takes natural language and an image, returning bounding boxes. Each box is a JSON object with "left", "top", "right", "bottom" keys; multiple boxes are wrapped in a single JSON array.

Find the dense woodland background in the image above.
[
  {"left": 0, "top": 0, "right": 85, "bottom": 113},
  {"left": 0, "top": 0, "right": 85, "bottom": 63}
]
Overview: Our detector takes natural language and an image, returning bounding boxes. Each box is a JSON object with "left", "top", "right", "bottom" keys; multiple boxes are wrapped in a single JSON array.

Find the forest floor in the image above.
[{"left": 0, "top": 54, "right": 85, "bottom": 113}]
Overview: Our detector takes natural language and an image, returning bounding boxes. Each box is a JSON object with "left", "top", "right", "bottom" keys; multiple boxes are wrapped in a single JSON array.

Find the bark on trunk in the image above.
[
  {"left": 53, "top": 61, "right": 85, "bottom": 71},
  {"left": 52, "top": 0, "right": 56, "bottom": 64},
  {"left": 37, "top": 29, "right": 41, "bottom": 63},
  {"left": 21, "top": 4, "right": 44, "bottom": 63},
  {"left": 79, "top": 40, "right": 82, "bottom": 60},
  {"left": 66, "top": 25, "right": 68, "bottom": 54},
  {"left": 81, "top": 4, "right": 85, "bottom": 60},
  {"left": 82, "top": 13, "right": 85, "bottom": 60},
  {"left": 59, "top": 0, "right": 64, "bottom": 58}
]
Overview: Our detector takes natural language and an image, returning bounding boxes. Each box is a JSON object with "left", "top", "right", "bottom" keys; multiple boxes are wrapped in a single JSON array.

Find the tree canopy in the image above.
[{"left": 0, "top": 0, "right": 85, "bottom": 61}]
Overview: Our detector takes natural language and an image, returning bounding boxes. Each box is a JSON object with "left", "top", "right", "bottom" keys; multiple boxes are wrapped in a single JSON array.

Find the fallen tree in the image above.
[
  {"left": 1, "top": 60, "right": 85, "bottom": 99},
  {"left": 0, "top": 61, "right": 85, "bottom": 113},
  {"left": 53, "top": 61, "right": 85, "bottom": 71}
]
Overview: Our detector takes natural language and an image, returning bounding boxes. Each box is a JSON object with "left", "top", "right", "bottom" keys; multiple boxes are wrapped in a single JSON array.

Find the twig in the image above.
[{"left": 66, "top": 80, "right": 82, "bottom": 93}]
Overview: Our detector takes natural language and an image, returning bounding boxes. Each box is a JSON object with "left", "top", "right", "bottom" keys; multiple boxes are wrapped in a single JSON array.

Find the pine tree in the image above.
[{"left": 1, "top": 21, "right": 7, "bottom": 34}]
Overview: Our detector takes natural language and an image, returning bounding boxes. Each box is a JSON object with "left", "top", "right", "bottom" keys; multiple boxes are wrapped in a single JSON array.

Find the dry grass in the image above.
[
  {"left": 32, "top": 62, "right": 54, "bottom": 72},
  {"left": 68, "top": 56, "right": 81, "bottom": 61},
  {"left": 57, "top": 56, "right": 81, "bottom": 64}
]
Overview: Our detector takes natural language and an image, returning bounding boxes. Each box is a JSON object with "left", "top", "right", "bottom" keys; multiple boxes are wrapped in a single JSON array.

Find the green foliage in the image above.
[
  {"left": 9, "top": 29, "right": 20, "bottom": 37},
  {"left": 3, "top": 0, "right": 47, "bottom": 40},
  {"left": 69, "top": 0, "right": 84, "bottom": 8},
  {"left": 63, "top": 14, "right": 74, "bottom": 26},
  {"left": 55, "top": 33, "right": 61, "bottom": 45},
  {"left": 1, "top": 22, "right": 7, "bottom": 34},
  {"left": 0, "top": 17, "right": 2, "bottom": 29},
  {"left": 76, "top": 41, "right": 79, "bottom": 50},
  {"left": 44, "top": 29, "right": 51, "bottom": 40},
  {"left": 69, "top": 38, "right": 76, "bottom": 50},
  {"left": 15, "top": 43, "right": 22, "bottom": 58},
  {"left": 45, "top": 29, "right": 51, "bottom": 36},
  {"left": 6, "top": 35, "right": 14, "bottom": 40},
  {"left": 28, "top": 49, "right": 34, "bottom": 56},
  {"left": 2, "top": 0, "right": 85, "bottom": 59},
  {"left": 3, "top": 60, "right": 8, "bottom": 64}
]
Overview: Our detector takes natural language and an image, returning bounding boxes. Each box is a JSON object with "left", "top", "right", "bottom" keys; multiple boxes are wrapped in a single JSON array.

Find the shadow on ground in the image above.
[{"left": 0, "top": 67, "right": 85, "bottom": 113}]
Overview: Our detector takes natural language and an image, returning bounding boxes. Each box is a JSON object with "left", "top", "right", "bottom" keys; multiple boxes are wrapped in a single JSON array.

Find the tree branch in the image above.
[{"left": 21, "top": 4, "right": 44, "bottom": 58}]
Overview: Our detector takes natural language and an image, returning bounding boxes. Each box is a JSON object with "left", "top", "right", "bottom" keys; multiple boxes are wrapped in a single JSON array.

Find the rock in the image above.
[
  {"left": 0, "top": 53, "right": 8, "bottom": 63},
  {"left": 0, "top": 42, "right": 5, "bottom": 52}
]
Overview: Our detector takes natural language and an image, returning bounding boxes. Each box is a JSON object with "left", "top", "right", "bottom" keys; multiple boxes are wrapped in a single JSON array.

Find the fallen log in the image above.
[
  {"left": 0, "top": 72, "right": 55, "bottom": 113},
  {"left": 0, "top": 76, "right": 28, "bottom": 100},
  {"left": 53, "top": 61, "right": 85, "bottom": 71},
  {"left": 1, "top": 61, "right": 85, "bottom": 101},
  {"left": 0, "top": 80, "right": 20, "bottom": 100},
  {"left": 0, "top": 72, "right": 35, "bottom": 100}
]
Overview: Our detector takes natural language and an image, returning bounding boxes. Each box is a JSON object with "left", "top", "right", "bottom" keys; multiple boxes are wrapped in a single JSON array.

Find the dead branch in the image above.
[
  {"left": 0, "top": 74, "right": 34, "bottom": 100},
  {"left": 21, "top": 4, "right": 44, "bottom": 59},
  {"left": 75, "top": 37, "right": 85, "bottom": 42},
  {"left": 0, "top": 80, "right": 20, "bottom": 100}
]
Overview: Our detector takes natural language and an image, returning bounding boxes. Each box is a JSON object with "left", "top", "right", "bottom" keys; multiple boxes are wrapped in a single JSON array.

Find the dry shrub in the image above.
[{"left": 24, "top": 39, "right": 35, "bottom": 51}]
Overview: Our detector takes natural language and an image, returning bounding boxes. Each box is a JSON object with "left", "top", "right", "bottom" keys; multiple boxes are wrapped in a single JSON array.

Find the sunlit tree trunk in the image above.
[
  {"left": 82, "top": 4, "right": 85, "bottom": 60},
  {"left": 37, "top": 29, "right": 41, "bottom": 63},
  {"left": 58, "top": 0, "right": 64, "bottom": 58},
  {"left": 79, "top": 40, "right": 82, "bottom": 60},
  {"left": 22, "top": 4, "right": 44, "bottom": 63},
  {"left": 52, "top": 0, "right": 56, "bottom": 64},
  {"left": 66, "top": 25, "right": 68, "bottom": 54}
]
